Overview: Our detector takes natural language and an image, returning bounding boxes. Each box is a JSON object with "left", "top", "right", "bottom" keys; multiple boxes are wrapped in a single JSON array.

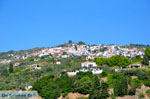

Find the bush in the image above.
[
  {"left": 113, "top": 74, "right": 128, "bottom": 96},
  {"left": 14, "top": 69, "right": 21, "bottom": 73},
  {"left": 138, "top": 93, "right": 145, "bottom": 99},
  {"left": 128, "top": 87, "right": 136, "bottom": 95},
  {"left": 93, "top": 57, "right": 106, "bottom": 66},
  {"left": 62, "top": 92, "right": 68, "bottom": 97},
  {"left": 100, "top": 71, "right": 108, "bottom": 78},
  {"left": 73, "top": 76, "right": 93, "bottom": 95},
  {"left": 110, "top": 94, "right": 116, "bottom": 99},
  {"left": 146, "top": 89, "right": 150, "bottom": 97},
  {"left": 106, "top": 56, "right": 131, "bottom": 68},
  {"left": 76, "top": 71, "right": 93, "bottom": 79},
  {"left": 132, "top": 79, "right": 141, "bottom": 88},
  {"left": 142, "top": 80, "right": 150, "bottom": 87},
  {"left": 40, "top": 82, "right": 61, "bottom": 99}
]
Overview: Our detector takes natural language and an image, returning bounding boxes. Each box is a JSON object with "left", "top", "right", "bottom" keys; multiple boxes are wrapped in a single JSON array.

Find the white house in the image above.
[
  {"left": 56, "top": 61, "right": 61, "bottom": 64},
  {"left": 25, "top": 86, "right": 33, "bottom": 90},
  {"left": 115, "top": 68, "right": 122, "bottom": 72},
  {"left": 92, "top": 69, "right": 103, "bottom": 74},
  {"left": 32, "top": 64, "right": 41, "bottom": 70},
  {"left": 81, "top": 62, "right": 97, "bottom": 68},
  {"left": 62, "top": 55, "right": 68, "bottom": 58},
  {"left": 67, "top": 71, "right": 79, "bottom": 76},
  {"left": 127, "top": 64, "right": 142, "bottom": 69},
  {"left": 67, "top": 69, "right": 103, "bottom": 76}
]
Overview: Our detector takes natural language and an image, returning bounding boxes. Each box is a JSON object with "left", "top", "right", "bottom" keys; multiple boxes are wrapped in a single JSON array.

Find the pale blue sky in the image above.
[{"left": 0, "top": 0, "right": 150, "bottom": 52}]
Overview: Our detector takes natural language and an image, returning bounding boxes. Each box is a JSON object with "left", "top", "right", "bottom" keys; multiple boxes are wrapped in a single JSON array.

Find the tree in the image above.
[
  {"left": 73, "top": 76, "right": 93, "bottom": 94},
  {"left": 132, "top": 55, "right": 143, "bottom": 63},
  {"left": 138, "top": 93, "right": 145, "bottom": 99},
  {"left": 32, "top": 75, "right": 61, "bottom": 99},
  {"left": 89, "top": 90, "right": 101, "bottom": 99},
  {"left": 89, "top": 80, "right": 109, "bottom": 99},
  {"left": 75, "top": 45, "right": 78, "bottom": 50},
  {"left": 9, "top": 63, "right": 14, "bottom": 73},
  {"left": 145, "top": 48, "right": 150, "bottom": 60},
  {"left": 76, "top": 71, "right": 93, "bottom": 79},
  {"left": 143, "top": 48, "right": 150, "bottom": 65},
  {"left": 146, "top": 89, "right": 150, "bottom": 97},
  {"left": 133, "top": 79, "right": 141, "bottom": 88},
  {"left": 1, "top": 69, "right": 9, "bottom": 76},
  {"left": 78, "top": 41, "right": 85, "bottom": 45},
  {"left": 56, "top": 75, "right": 73, "bottom": 94},
  {"left": 29, "top": 57, "right": 34, "bottom": 61},
  {"left": 68, "top": 40, "right": 73, "bottom": 44},
  {"left": 142, "top": 80, "right": 150, "bottom": 87},
  {"left": 142, "top": 55, "right": 149, "bottom": 65},
  {"left": 33, "top": 75, "right": 55, "bottom": 93},
  {"left": 93, "top": 75, "right": 100, "bottom": 90},
  {"left": 100, "top": 71, "right": 108, "bottom": 78},
  {"left": 100, "top": 47, "right": 108, "bottom": 52},
  {"left": 106, "top": 56, "right": 131, "bottom": 68},
  {"left": 93, "top": 57, "right": 106, "bottom": 66},
  {"left": 128, "top": 86, "right": 136, "bottom": 95},
  {"left": 100, "top": 81, "right": 110, "bottom": 98},
  {"left": 113, "top": 74, "right": 128, "bottom": 96},
  {"left": 121, "top": 77, "right": 128, "bottom": 95},
  {"left": 63, "top": 52, "right": 67, "bottom": 55},
  {"left": 40, "top": 82, "right": 61, "bottom": 99},
  {"left": 89, "top": 75, "right": 101, "bottom": 99}
]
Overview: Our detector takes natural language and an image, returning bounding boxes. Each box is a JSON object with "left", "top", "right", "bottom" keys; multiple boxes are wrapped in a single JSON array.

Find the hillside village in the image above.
[{"left": 0, "top": 42, "right": 145, "bottom": 64}]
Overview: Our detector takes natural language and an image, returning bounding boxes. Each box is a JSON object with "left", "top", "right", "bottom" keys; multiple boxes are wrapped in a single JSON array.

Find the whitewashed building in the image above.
[{"left": 81, "top": 62, "right": 97, "bottom": 68}]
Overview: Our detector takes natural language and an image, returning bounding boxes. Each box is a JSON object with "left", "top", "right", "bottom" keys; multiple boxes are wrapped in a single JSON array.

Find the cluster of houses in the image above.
[
  {"left": 27, "top": 44, "right": 144, "bottom": 60},
  {"left": 67, "top": 62, "right": 103, "bottom": 76},
  {"left": 0, "top": 59, "right": 12, "bottom": 64},
  {"left": 0, "top": 44, "right": 145, "bottom": 64}
]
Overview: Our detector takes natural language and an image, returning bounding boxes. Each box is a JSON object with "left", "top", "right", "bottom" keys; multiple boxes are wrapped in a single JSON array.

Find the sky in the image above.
[{"left": 0, "top": 0, "right": 150, "bottom": 52}]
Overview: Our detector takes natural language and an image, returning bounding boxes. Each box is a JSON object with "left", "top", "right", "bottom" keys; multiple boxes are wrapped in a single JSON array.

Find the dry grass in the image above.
[
  {"left": 116, "top": 96, "right": 136, "bottom": 99},
  {"left": 65, "top": 93, "right": 89, "bottom": 99}
]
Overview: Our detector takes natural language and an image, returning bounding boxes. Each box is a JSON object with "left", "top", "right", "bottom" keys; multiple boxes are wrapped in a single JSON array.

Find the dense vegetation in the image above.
[
  {"left": 33, "top": 72, "right": 110, "bottom": 99},
  {"left": 93, "top": 55, "right": 131, "bottom": 68},
  {"left": 32, "top": 68, "right": 150, "bottom": 99}
]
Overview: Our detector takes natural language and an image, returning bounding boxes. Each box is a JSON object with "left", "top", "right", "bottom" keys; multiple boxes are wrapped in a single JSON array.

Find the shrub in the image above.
[
  {"left": 100, "top": 71, "right": 108, "bottom": 78},
  {"left": 14, "top": 69, "right": 21, "bottom": 73},
  {"left": 146, "top": 89, "right": 150, "bottom": 97},
  {"left": 40, "top": 82, "right": 61, "bottom": 99},
  {"left": 133, "top": 79, "right": 141, "bottom": 88},
  {"left": 73, "top": 76, "right": 93, "bottom": 95},
  {"left": 138, "top": 93, "right": 145, "bottom": 99},
  {"left": 128, "top": 87, "right": 136, "bottom": 95},
  {"left": 142, "top": 80, "right": 150, "bottom": 87}
]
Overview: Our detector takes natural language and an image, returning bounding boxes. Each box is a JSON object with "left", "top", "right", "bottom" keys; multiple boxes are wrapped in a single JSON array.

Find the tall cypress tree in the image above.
[
  {"left": 142, "top": 48, "right": 150, "bottom": 65},
  {"left": 93, "top": 75, "right": 100, "bottom": 90},
  {"left": 89, "top": 77, "right": 109, "bottom": 99},
  {"left": 143, "top": 55, "right": 149, "bottom": 65},
  {"left": 100, "top": 81, "right": 109, "bottom": 98},
  {"left": 89, "top": 75, "right": 101, "bottom": 99},
  {"left": 9, "top": 63, "right": 14, "bottom": 73},
  {"left": 113, "top": 76, "right": 128, "bottom": 96}
]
